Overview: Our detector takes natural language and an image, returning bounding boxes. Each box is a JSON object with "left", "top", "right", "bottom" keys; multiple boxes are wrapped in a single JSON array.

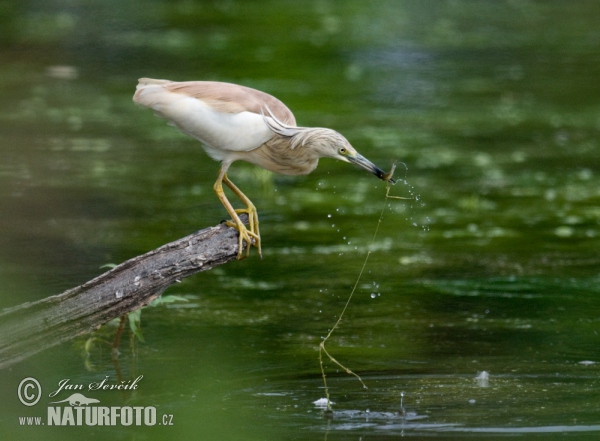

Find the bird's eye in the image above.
[{"left": 339, "top": 147, "right": 347, "bottom": 155}]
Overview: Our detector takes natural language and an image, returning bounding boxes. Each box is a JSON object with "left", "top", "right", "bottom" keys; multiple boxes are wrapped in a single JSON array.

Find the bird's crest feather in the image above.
[{"left": 262, "top": 106, "right": 337, "bottom": 150}]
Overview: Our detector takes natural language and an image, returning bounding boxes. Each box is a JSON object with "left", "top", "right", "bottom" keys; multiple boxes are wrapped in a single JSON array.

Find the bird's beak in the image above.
[{"left": 348, "top": 153, "right": 396, "bottom": 184}]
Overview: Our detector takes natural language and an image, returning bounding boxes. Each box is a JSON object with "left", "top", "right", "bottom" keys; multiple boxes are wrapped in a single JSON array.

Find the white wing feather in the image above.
[{"left": 134, "top": 83, "right": 274, "bottom": 159}]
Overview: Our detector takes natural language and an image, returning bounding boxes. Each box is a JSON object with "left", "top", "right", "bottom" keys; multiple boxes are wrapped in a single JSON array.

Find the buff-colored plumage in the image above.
[{"left": 133, "top": 78, "right": 393, "bottom": 259}]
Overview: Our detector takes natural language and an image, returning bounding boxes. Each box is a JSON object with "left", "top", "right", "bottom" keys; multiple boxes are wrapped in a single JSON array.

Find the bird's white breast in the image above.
[{"left": 134, "top": 85, "right": 275, "bottom": 160}]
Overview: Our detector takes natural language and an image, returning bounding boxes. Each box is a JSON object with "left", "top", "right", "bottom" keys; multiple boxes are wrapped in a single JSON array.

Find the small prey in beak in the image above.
[{"left": 348, "top": 153, "right": 397, "bottom": 184}]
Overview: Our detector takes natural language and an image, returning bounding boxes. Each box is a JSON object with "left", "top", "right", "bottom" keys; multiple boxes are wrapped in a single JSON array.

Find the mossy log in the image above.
[{"left": 0, "top": 217, "right": 248, "bottom": 369}]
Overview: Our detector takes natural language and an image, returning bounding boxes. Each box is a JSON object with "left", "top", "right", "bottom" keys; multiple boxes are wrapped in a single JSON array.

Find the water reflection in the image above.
[{"left": 1, "top": 0, "right": 600, "bottom": 439}]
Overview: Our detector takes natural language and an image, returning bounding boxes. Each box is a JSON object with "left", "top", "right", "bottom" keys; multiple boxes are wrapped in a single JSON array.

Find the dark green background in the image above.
[{"left": 1, "top": 1, "right": 599, "bottom": 439}]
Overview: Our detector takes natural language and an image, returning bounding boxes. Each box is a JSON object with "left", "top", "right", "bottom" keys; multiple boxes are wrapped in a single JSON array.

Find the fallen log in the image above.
[{"left": 0, "top": 217, "right": 247, "bottom": 369}]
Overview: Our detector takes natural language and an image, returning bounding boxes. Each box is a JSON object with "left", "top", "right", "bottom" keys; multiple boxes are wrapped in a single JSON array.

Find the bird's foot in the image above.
[{"left": 227, "top": 208, "right": 261, "bottom": 259}]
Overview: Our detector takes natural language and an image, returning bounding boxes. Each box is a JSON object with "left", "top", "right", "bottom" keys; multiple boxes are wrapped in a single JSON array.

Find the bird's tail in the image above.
[
  {"left": 133, "top": 78, "right": 177, "bottom": 110},
  {"left": 135, "top": 78, "right": 172, "bottom": 90}
]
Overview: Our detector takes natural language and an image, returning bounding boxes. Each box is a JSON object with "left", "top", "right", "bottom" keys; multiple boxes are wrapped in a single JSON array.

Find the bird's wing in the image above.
[
  {"left": 134, "top": 79, "right": 296, "bottom": 153},
  {"left": 166, "top": 81, "right": 297, "bottom": 125}
]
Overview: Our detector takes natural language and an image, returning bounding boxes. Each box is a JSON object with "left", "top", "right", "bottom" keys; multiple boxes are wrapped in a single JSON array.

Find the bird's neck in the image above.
[{"left": 236, "top": 135, "right": 319, "bottom": 176}]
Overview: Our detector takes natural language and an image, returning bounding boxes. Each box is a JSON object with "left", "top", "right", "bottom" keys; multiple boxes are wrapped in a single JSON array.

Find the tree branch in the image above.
[{"left": 0, "top": 216, "right": 248, "bottom": 369}]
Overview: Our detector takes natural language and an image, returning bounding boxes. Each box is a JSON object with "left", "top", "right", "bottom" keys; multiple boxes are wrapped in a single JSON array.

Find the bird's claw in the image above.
[
  {"left": 227, "top": 209, "right": 261, "bottom": 260},
  {"left": 226, "top": 220, "right": 261, "bottom": 260},
  {"left": 215, "top": 170, "right": 262, "bottom": 260}
]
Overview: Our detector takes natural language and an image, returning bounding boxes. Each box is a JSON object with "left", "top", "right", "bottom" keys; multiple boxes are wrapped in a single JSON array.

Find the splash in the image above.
[{"left": 318, "top": 177, "right": 409, "bottom": 412}]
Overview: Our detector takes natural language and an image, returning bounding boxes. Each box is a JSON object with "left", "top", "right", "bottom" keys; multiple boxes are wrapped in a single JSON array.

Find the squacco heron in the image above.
[{"left": 133, "top": 78, "right": 395, "bottom": 259}]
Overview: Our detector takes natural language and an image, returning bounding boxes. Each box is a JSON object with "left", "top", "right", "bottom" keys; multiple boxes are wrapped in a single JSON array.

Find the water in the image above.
[{"left": 1, "top": 1, "right": 600, "bottom": 439}]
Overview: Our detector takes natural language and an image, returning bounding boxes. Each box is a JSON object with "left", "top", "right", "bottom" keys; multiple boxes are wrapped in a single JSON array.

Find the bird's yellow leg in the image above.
[
  {"left": 222, "top": 173, "right": 261, "bottom": 258},
  {"left": 213, "top": 168, "right": 260, "bottom": 260}
]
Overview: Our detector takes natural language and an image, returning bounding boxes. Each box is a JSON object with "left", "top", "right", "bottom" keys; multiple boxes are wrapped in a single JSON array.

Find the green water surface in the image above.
[{"left": 1, "top": 1, "right": 599, "bottom": 440}]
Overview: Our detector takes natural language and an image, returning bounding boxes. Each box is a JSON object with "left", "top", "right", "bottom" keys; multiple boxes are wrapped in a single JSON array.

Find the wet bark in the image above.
[{"left": 0, "top": 217, "right": 247, "bottom": 369}]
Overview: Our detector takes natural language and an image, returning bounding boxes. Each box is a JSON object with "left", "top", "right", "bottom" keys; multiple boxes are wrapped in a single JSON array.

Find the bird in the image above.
[{"left": 133, "top": 78, "right": 395, "bottom": 260}]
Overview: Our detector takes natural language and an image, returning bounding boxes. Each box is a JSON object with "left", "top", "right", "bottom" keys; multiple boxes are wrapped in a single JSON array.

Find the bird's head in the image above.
[
  {"left": 312, "top": 129, "right": 396, "bottom": 184},
  {"left": 262, "top": 108, "right": 395, "bottom": 183}
]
